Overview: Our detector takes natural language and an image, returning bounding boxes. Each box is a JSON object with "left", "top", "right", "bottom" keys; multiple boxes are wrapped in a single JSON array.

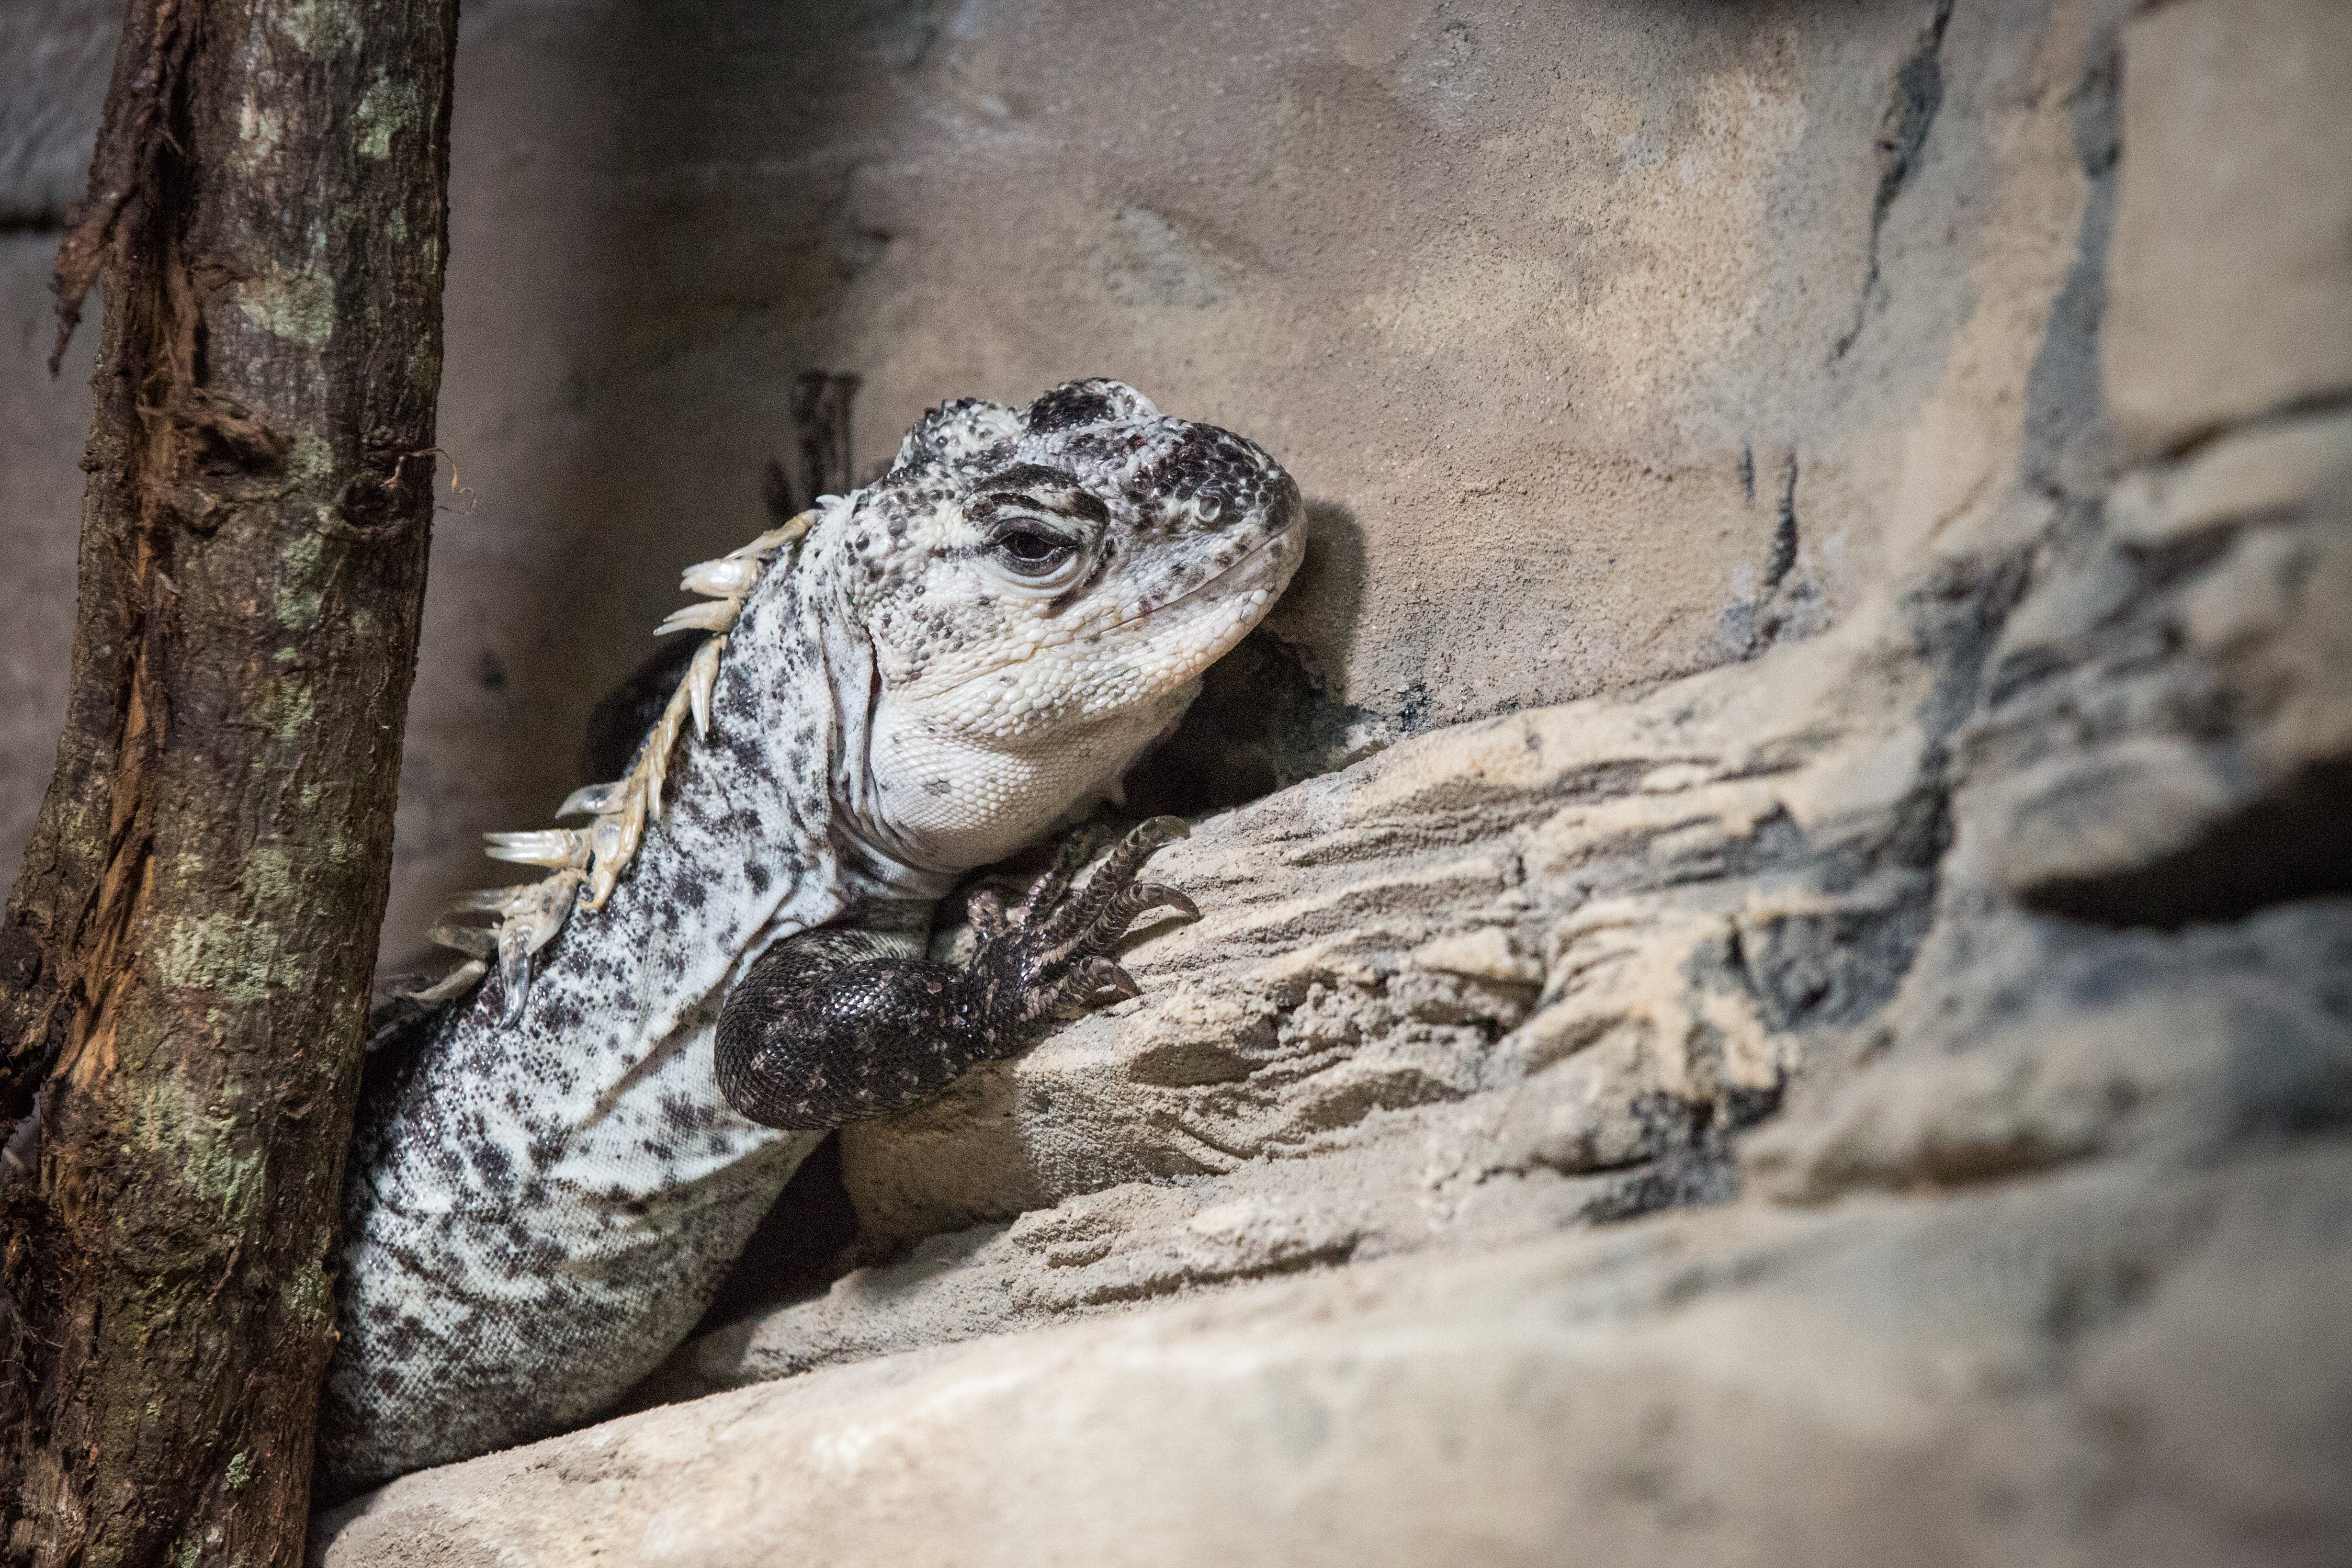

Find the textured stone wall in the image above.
[
  {"left": 3, "top": 0, "right": 2347, "bottom": 1563},
  {"left": 8, "top": 0, "right": 2156, "bottom": 957}
]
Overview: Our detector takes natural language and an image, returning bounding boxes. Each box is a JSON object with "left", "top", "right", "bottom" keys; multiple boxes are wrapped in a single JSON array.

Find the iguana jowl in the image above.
[{"left": 317, "top": 381, "right": 1304, "bottom": 1493}]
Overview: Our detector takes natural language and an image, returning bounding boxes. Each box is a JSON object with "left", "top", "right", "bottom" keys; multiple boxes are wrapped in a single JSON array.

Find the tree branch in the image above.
[{"left": 0, "top": 0, "right": 460, "bottom": 1561}]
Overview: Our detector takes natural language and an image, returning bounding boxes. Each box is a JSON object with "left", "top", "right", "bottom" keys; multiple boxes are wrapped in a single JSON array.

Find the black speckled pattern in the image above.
[
  {"left": 315, "top": 383, "right": 1301, "bottom": 1497},
  {"left": 716, "top": 819, "right": 1195, "bottom": 1129}
]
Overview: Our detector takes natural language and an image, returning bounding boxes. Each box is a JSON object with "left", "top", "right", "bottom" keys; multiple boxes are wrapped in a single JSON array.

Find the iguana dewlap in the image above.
[{"left": 317, "top": 381, "right": 1303, "bottom": 1494}]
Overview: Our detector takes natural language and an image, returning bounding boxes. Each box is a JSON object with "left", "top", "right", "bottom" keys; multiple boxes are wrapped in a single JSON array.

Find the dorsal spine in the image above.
[{"left": 405, "top": 510, "right": 817, "bottom": 1021}]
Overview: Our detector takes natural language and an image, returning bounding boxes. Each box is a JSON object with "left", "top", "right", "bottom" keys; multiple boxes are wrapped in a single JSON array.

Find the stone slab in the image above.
[{"left": 2104, "top": 0, "right": 2352, "bottom": 451}]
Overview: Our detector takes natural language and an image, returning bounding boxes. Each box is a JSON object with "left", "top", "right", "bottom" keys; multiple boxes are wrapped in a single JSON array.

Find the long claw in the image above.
[
  {"left": 680, "top": 556, "right": 762, "bottom": 598},
  {"left": 1093, "top": 819, "right": 1188, "bottom": 891},
  {"left": 686, "top": 635, "right": 725, "bottom": 739},
  {"left": 485, "top": 829, "right": 591, "bottom": 869},
  {"left": 1140, "top": 885, "right": 1199, "bottom": 922},
  {"left": 1074, "top": 956, "right": 1141, "bottom": 1004},
  {"left": 1089, "top": 883, "right": 1199, "bottom": 947},
  {"left": 1045, "top": 818, "right": 1191, "bottom": 944},
  {"left": 656, "top": 600, "right": 739, "bottom": 637},
  {"left": 556, "top": 781, "right": 625, "bottom": 820},
  {"left": 725, "top": 512, "right": 814, "bottom": 560}
]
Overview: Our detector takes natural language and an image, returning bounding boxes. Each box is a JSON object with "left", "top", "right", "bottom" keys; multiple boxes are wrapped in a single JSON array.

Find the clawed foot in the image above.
[
  {"left": 714, "top": 817, "right": 1202, "bottom": 1131},
  {"left": 972, "top": 817, "right": 1200, "bottom": 1028}
]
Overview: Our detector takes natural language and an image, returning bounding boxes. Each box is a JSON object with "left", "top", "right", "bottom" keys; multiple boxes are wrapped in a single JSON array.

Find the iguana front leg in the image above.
[{"left": 715, "top": 818, "right": 1199, "bottom": 1130}]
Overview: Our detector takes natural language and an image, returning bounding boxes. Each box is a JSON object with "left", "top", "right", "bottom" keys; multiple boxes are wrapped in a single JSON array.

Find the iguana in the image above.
[{"left": 316, "top": 380, "right": 1304, "bottom": 1495}]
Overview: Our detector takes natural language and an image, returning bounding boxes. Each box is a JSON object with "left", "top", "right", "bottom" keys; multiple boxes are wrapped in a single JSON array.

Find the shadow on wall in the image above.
[{"left": 1126, "top": 497, "right": 1373, "bottom": 820}]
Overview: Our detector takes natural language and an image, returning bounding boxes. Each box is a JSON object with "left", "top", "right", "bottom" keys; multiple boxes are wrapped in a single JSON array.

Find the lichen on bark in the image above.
[{"left": 0, "top": 0, "right": 460, "bottom": 1563}]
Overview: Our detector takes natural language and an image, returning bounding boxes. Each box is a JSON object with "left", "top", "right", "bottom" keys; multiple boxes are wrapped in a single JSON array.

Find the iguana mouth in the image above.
[{"left": 1116, "top": 513, "right": 1303, "bottom": 628}]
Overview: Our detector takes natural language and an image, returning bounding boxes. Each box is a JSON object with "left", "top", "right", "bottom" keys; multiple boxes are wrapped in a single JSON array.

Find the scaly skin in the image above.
[
  {"left": 317, "top": 381, "right": 1303, "bottom": 1495},
  {"left": 715, "top": 816, "right": 1199, "bottom": 1128}
]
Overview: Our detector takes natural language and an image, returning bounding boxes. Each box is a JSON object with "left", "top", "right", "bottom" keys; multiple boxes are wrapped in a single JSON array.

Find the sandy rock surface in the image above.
[
  {"left": 311, "top": 2, "right": 2352, "bottom": 1555},
  {"left": 319, "top": 389, "right": 2352, "bottom": 1555},
  {"left": 1, "top": 0, "right": 2345, "bottom": 1562},
  {"left": 318, "top": 1146, "right": 2352, "bottom": 1568}
]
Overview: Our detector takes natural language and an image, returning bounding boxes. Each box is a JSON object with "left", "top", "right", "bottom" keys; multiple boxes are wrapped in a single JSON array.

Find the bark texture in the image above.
[{"left": 0, "top": 0, "right": 459, "bottom": 1563}]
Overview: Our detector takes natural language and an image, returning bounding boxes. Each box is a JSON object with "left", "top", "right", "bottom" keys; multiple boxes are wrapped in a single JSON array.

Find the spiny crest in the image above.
[{"left": 403, "top": 511, "right": 816, "bottom": 1024}]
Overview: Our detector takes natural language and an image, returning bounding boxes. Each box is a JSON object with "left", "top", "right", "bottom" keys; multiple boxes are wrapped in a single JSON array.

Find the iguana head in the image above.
[
  {"left": 810, "top": 378, "right": 1305, "bottom": 870},
  {"left": 417, "top": 381, "right": 1303, "bottom": 1014}
]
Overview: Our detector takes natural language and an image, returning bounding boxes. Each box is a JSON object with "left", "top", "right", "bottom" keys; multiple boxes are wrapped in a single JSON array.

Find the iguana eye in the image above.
[{"left": 989, "top": 523, "right": 1079, "bottom": 580}]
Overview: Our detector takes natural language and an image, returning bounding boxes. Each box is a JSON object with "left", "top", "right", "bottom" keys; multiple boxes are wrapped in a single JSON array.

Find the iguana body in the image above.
[{"left": 317, "top": 382, "right": 1302, "bottom": 1493}]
